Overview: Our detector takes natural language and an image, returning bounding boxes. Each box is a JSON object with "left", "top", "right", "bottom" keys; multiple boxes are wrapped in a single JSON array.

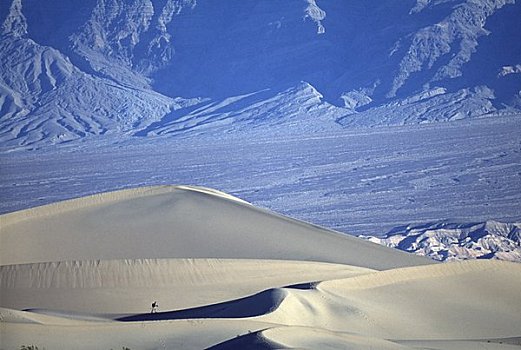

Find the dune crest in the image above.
[
  {"left": 1, "top": 186, "right": 520, "bottom": 349},
  {"left": 0, "top": 185, "right": 431, "bottom": 268},
  {"left": 0, "top": 258, "right": 373, "bottom": 313},
  {"left": 259, "top": 260, "right": 521, "bottom": 340}
]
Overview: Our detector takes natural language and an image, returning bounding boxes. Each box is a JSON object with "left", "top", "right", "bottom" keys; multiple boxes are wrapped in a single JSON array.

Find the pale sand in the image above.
[
  {"left": 260, "top": 260, "right": 521, "bottom": 340},
  {"left": 0, "top": 185, "right": 432, "bottom": 269},
  {"left": 0, "top": 258, "right": 374, "bottom": 313},
  {"left": 1, "top": 186, "right": 519, "bottom": 349}
]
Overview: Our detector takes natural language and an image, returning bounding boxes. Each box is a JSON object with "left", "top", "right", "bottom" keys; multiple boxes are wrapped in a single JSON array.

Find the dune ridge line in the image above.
[
  {"left": 319, "top": 259, "right": 518, "bottom": 291},
  {"left": 0, "top": 185, "right": 248, "bottom": 229}
]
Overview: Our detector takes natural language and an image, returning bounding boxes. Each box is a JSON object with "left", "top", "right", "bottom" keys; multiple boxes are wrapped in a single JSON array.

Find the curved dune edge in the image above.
[
  {"left": 300, "top": 259, "right": 520, "bottom": 340},
  {"left": 0, "top": 307, "right": 97, "bottom": 326},
  {"left": 207, "top": 326, "right": 412, "bottom": 349},
  {"left": 261, "top": 326, "right": 411, "bottom": 350},
  {"left": 0, "top": 185, "right": 249, "bottom": 228},
  {"left": 0, "top": 258, "right": 374, "bottom": 313},
  {"left": 0, "top": 185, "right": 433, "bottom": 268},
  {"left": 1, "top": 260, "right": 521, "bottom": 348},
  {"left": 1, "top": 187, "right": 519, "bottom": 349},
  {"left": 317, "top": 259, "right": 518, "bottom": 291},
  {"left": 209, "top": 327, "right": 521, "bottom": 350}
]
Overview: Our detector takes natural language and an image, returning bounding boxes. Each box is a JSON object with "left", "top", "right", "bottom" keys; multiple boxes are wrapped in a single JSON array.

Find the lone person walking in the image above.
[{"left": 151, "top": 301, "right": 159, "bottom": 313}]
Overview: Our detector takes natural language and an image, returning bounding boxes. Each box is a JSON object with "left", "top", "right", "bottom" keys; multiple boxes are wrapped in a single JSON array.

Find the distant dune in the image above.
[{"left": 1, "top": 186, "right": 520, "bottom": 349}]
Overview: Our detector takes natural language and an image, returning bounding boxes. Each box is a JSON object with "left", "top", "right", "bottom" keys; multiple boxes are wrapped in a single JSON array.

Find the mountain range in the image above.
[
  {"left": 361, "top": 220, "right": 521, "bottom": 262},
  {"left": 1, "top": 0, "right": 520, "bottom": 148}
]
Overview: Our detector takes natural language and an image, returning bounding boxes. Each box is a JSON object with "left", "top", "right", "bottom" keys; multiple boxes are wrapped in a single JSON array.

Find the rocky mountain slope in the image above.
[
  {"left": 361, "top": 220, "right": 521, "bottom": 262},
  {"left": 1, "top": 0, "right": 520, "bottom": 148}
]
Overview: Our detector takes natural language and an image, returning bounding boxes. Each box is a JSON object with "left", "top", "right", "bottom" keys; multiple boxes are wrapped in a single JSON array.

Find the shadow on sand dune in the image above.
[
  {"left": 116, "top": 288, "right": 287, "bottom": 322},
  {"left": 283, "top": 281, "right": 317, "bottom": 290},
  {"left": 204, "top": 330, "right": 280, "bottom": 350}
]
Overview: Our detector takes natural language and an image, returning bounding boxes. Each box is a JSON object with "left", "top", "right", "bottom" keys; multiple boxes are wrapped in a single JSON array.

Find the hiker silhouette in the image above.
[{"left": 151, "top": 301, "right": 158, "bottom": 313}]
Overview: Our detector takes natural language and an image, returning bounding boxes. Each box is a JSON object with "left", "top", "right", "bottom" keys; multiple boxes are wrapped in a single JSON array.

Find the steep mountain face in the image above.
[
  {"left": 69, "top": 0, "right": 197, "bottom": 82},
  {"left": 0, "top": 33, "right": 179, "bottom": 145},
  {"left": 362, "top": 220, "right": 521, "bottom": 262},
  {"left": 137, "top": 82, "right": 347, "bottom": 137},
  {"left": 0, "top": 0, "right": 185, "bottom": 147},
  {"left": 1, "top": 0, "right": 520, "bottom": 148}
]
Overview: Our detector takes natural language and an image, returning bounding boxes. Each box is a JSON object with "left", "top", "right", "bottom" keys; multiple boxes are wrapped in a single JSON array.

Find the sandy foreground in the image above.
[{"left": 1, "top": 185, "right": 520, "bottom": 349}]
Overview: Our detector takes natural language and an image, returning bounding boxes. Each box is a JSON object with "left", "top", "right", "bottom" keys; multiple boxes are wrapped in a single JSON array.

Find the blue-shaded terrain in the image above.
[{"left": 0, "top": 0, "right": 520, "bottom": 261}]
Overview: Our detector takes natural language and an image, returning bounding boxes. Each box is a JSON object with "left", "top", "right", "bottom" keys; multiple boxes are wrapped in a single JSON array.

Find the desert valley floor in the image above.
[{"left": 1, "top": 116, "right": 520, "bottom": 237}]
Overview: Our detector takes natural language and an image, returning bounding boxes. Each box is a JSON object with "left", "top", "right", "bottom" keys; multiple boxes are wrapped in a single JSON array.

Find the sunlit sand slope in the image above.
[
  {"left": 0, "top": 258, "right": 374, "bottom": 313},
  {"left": 0, "top": 185, "right": 432, "bottom": 269},
  {"left": 1, "top": 186, "right": 519, "bottom": 350}
]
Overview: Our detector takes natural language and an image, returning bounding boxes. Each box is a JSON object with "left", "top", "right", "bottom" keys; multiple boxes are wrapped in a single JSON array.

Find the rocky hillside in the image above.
[
  {"left": 1, "top": 0, "right": 520, "bottom": 148},
  {"left": 362, "top": 220, "right": 521, "bottom": 262}
]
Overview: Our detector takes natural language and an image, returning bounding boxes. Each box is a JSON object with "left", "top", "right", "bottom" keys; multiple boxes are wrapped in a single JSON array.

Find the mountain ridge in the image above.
[
  {"left": 1, "top": 0, "right": 520, "bottom": 148},
  {"left": 361, "top": 220, "right": 521, "bottom": 262}
]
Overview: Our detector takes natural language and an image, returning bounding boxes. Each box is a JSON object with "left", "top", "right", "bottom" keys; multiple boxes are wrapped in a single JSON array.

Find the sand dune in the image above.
[
  {"left": 260, "top": 327, "right": 412, "bottom": 350},
  {"left": 0, "top": 185, "right": 431, "bottom": 269},
  {"left": 0, "top": 258, "right": 373, "bottom": 313},
  {"left": 1, "top": 186, "right": 520, "bottom": 349},
  {"left": 260, "top": 260, "right": 521, "bottom": 340},
  {"left": 208, "top": 326, "right": 412, "bottom": 349}
]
